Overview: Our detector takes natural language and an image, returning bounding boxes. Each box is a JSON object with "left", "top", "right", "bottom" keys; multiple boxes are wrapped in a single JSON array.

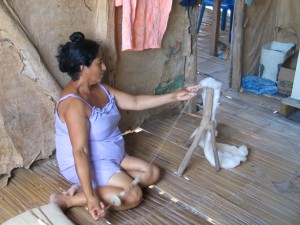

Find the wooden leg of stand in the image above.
[
  {"left": 177, "top": 125, "right": 206, "bottom": 176},
  {"left": 178, "top": 88, "right": 218, "bottom": 176},
  {"left": 209, "top": 124, "right": 220, "bottom": 171}
]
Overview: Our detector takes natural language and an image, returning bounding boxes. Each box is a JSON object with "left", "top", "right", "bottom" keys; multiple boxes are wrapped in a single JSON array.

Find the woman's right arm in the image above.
[{"left": 64, "top": 100, "right": 105, "bottom": 220}]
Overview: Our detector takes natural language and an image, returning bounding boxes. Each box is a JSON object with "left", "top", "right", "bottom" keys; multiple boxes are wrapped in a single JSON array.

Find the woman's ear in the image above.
[
  {"left": 80, "top": 65, "right": 85, "bottom": 72},
  {"left": 80, "top": 65, "right": 89, "bottom": 76}
]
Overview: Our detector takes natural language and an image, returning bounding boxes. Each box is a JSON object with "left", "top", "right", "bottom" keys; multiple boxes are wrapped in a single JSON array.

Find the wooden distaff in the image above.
[{"left": 177, "top": 88, "right": 220, "bottom": 176}]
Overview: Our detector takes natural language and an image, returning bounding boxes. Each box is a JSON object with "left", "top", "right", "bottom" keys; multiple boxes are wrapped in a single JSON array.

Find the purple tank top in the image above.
[{"left": 55, "top": 84, "right": 125, "bottom": 173}]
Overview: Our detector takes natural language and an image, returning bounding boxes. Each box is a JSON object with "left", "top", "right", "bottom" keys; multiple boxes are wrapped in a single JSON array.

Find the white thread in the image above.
[
  {"left": 132, "top": 178, "right": 140, "bottom": 185},
  {"left": 38, "top": 219, "right": 48, "bottom": 225},
  {"left": 110, "top": 195, "right": 121, "bottom": 206},
  {"left": 106, "top": 98, "right": 194, "bottom": 209}
]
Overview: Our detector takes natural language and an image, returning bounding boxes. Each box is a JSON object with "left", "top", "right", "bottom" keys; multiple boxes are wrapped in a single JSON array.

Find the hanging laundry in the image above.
[{"left": 115, "top": 0, "right": 173, "bottom": 51}]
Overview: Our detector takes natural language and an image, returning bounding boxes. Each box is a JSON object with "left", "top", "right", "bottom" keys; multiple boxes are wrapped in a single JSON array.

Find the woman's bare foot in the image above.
[
  {"left": 49, "top": 193, "right": 70, "bottom": 211},
  {"left": 62, "top": 185, "right": 80, "bottom": 196}
]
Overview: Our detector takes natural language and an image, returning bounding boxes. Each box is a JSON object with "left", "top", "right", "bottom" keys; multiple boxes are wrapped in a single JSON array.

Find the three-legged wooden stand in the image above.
[{"left": 177, "top": 88, "right": 220, "bottom": 176}]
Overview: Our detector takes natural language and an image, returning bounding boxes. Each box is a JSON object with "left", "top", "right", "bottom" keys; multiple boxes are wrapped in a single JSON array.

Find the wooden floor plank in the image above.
[
  {"left": 0, "top": 191, "right": 20, "bottom": 221},
  {"left": 1, "top": 91, "right": 299, "bottom": 224},
  {"left": 125, "top": 131, "right": 258, "bottom": 223},
  {"left": 235, "top": 182, "right": 300, "bottom": 222},
  {"left": 0, "top": 152, "right": 210, "bottom": 224},
  {"left": 137, "top": 90, "right": 300, "bottom": 224}
]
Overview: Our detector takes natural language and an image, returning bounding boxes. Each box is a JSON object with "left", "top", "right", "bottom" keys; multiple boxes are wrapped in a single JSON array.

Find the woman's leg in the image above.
[
  {"left": 62, "top": 184, "right": 80, "bottom": 196},
  {"left": 104, "top": 171, "right": 143, "bottom": 210},
  {"left": 50, "top": 171, "right": 142, "bottom": 211},
  {"left": 120, "top": 156, "right": 161, "bottom": 187}
]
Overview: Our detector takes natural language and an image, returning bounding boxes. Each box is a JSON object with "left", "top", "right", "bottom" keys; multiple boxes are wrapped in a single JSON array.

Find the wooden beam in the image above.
[
  {"left": 210, "top": 0, "right": 221, "bottom": 56},
  {"left": 231, "top": 0, "right": 245, "bottom": 91},
  {"left": 184, "top": 5, "right": 199, "bottom": 113},
  {"left": 281, "top": 97, "right": 300, "bottom": 117}
]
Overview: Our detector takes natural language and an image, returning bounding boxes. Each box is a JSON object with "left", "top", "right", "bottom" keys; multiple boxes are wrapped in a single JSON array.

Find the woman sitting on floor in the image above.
[{"left": 50, "top": 31, "right": 201, "bottom": 221}]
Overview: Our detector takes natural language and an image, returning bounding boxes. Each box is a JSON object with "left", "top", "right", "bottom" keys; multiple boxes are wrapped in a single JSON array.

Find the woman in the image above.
[{"left": 50, "top": 32, "right": 201, "bottom": 221}]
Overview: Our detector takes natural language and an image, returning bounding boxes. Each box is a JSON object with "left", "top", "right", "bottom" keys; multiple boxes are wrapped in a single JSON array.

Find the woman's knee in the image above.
[
  {"left": 125, "top": 186, "right": 143, "bottom": 207},
  {"left": 149, "top": 164, "right": 161, "bottom": 184}
]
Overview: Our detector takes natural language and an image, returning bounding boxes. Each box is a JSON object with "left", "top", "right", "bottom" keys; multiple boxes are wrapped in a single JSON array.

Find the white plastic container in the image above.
[{"left": 259, "top": 41, "right": 295, "bottom": 83}]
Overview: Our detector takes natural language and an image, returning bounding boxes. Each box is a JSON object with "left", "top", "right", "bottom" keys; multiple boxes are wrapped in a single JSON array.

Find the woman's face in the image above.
[{"left": 86, "top": 52, "right": 106, "bottom": 83}]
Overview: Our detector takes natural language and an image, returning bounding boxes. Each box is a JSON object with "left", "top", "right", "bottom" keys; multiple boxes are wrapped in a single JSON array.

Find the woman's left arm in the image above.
[{"left": 104, "top": 84, "right": 201, "bottom": 111}]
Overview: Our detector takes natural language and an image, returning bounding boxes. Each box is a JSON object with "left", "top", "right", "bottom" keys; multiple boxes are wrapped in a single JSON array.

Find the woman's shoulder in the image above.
[
  {"left": 58, "top": 92, "right": 91, "bottom": 109},
  {"left": 60, "top": 82, "right": 77, "bottom": 97},
  {"left": 100, "top": 83, "right": 122, "bottom": 96},
  {"left": 59, "top": 83, "right": 86, "bottom": 103},
  {"left": 56, "top": 94, "right": 92, "bottom": 123},
  {"left": 100, "top": 83, "right": 111, "bottom": 91},
  {"left": 58, "top": 86, "right": 92, "bottom": 114}
]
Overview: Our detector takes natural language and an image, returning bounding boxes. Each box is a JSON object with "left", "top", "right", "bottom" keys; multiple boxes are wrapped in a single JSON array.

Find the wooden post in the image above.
[
  {"left": 178, "top": 88, "right": 220, "bottom": 176},
  {"left": 210, "top": 0, "right": 221, "bottom": 56},
  {"left": 231, "top": 0, "right": 245, "bottom": 91},
  {"left": 184, "top": 4, "right": 199, "bottom": 114}
]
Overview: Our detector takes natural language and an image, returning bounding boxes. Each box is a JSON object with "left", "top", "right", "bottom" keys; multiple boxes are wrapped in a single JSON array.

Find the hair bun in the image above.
[{"left": 69, "top": 32, "right": 85, "bottom": 43}]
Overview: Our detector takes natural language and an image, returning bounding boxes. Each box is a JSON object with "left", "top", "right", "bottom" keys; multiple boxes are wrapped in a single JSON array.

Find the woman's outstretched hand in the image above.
[{"left": 176, "top": 84, "right": 202, "bottom": 101}]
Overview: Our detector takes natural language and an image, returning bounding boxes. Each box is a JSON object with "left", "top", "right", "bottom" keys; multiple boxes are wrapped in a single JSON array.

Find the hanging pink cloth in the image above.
[{"left": 115, "top": 0, "right": 173, "bottom": 51}]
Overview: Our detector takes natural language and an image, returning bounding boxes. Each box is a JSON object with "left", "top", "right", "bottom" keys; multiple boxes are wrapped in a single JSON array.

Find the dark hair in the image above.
[{"left": 56, "top": 32, "right": 100, "bottom": 81}]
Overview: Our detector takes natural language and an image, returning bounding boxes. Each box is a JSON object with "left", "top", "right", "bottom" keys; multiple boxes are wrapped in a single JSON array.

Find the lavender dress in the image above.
[{"left": 55, "top": 84, "right": 126, "bottom": 188}]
